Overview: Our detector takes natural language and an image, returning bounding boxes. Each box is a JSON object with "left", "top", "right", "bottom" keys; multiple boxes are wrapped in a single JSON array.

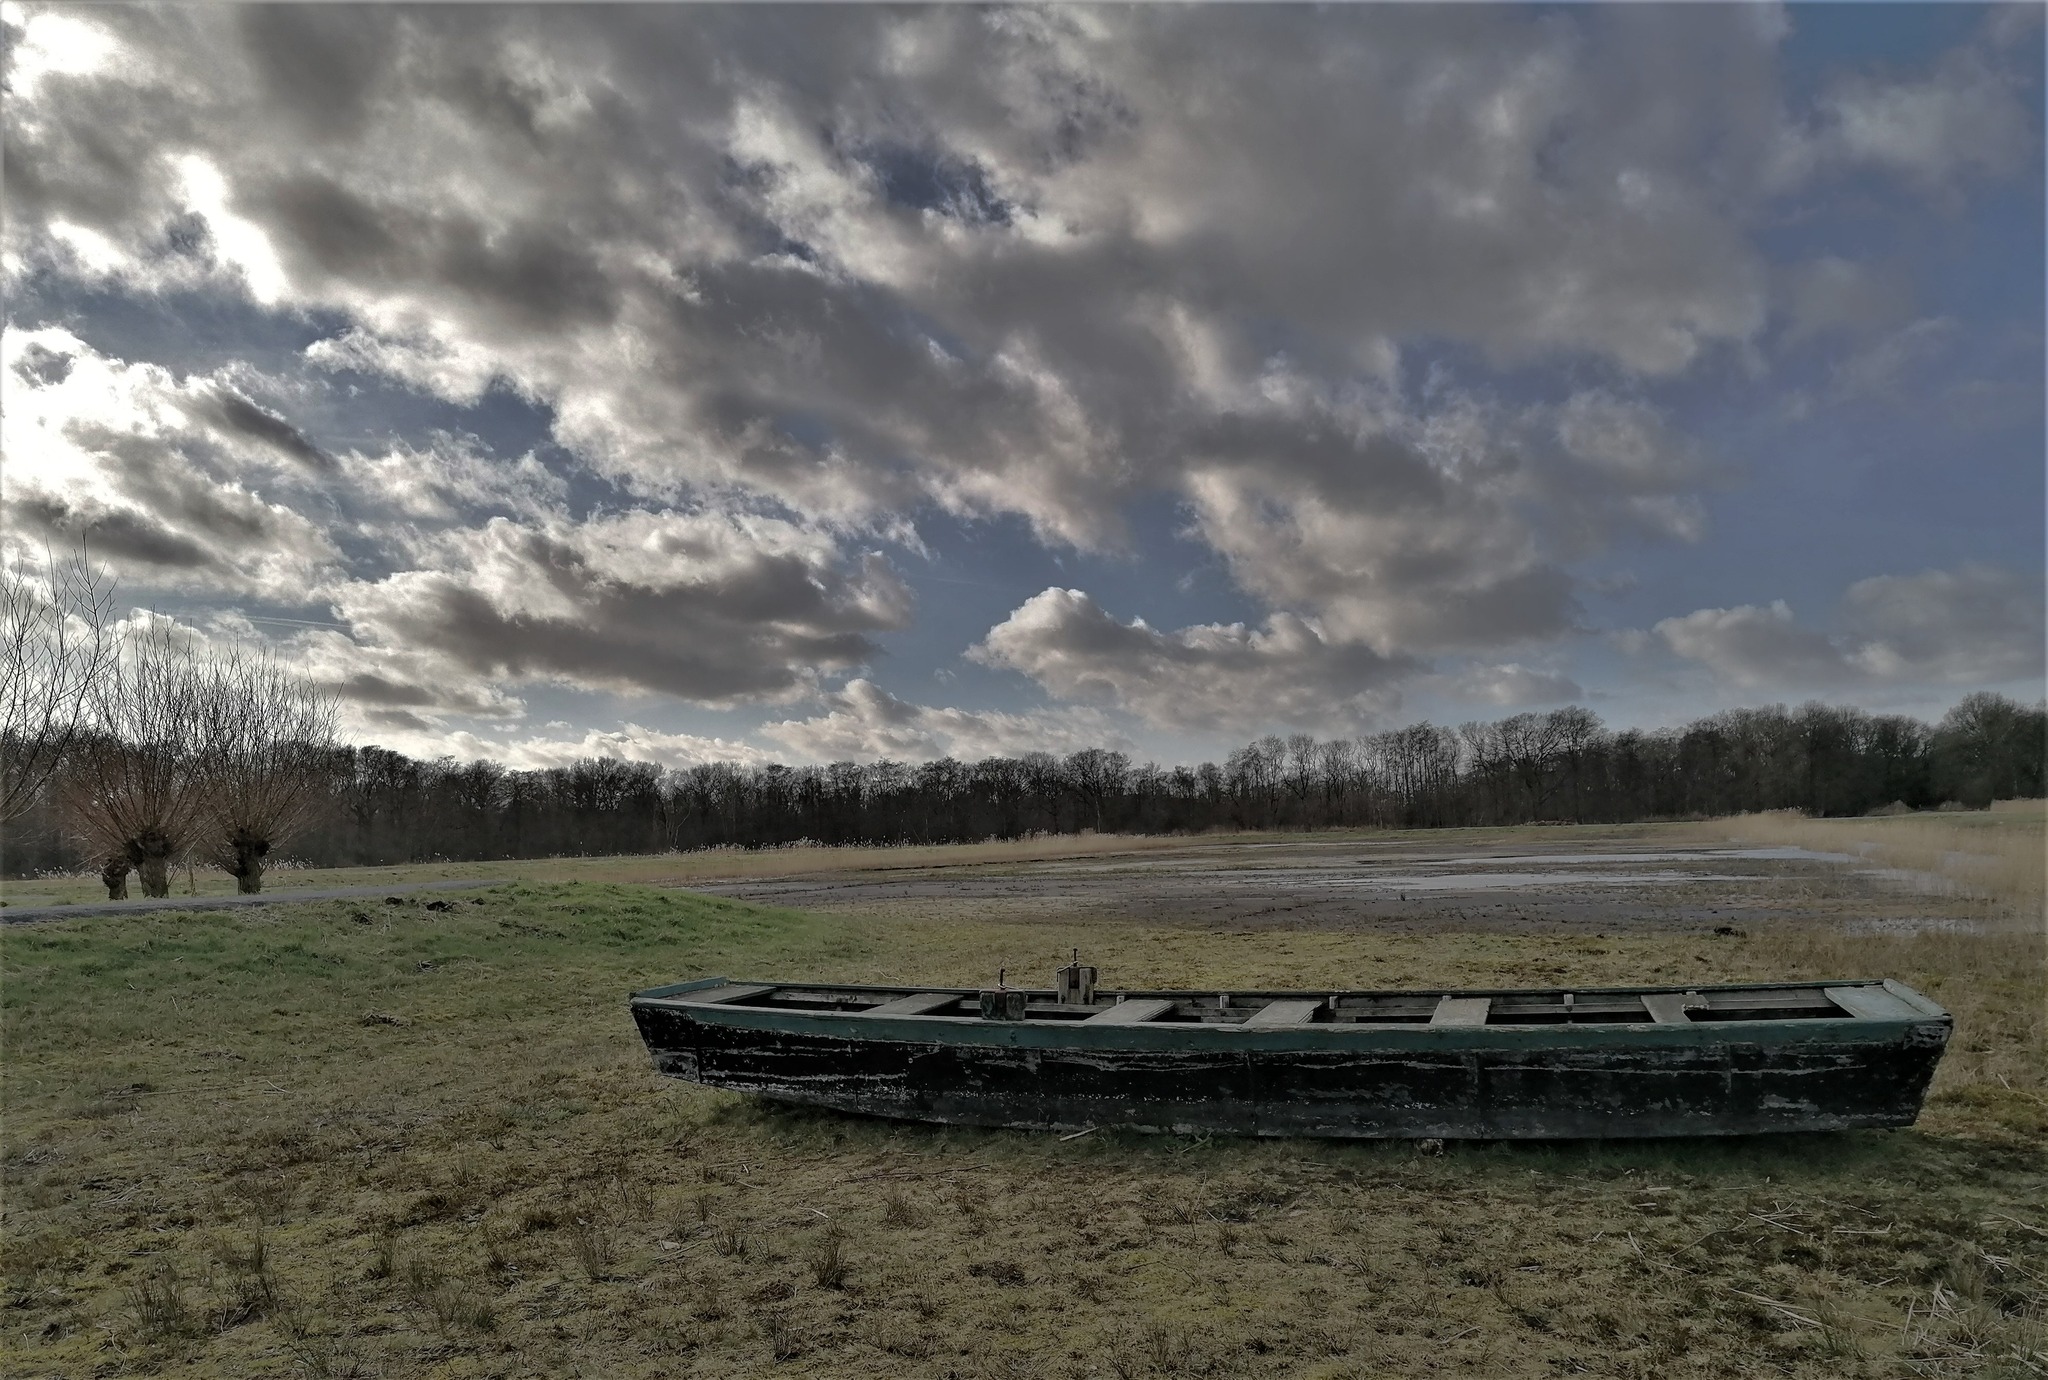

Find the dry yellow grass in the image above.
[{"left": 1683, "top": 807, "right": 2047, "bottom": 917}]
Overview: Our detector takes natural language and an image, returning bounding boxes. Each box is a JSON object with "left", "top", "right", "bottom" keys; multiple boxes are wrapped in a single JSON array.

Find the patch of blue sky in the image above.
[
  {"left": 7, "top": 274, "right": 344, "bottom": 376},
  {"left": 8, "top": 275, "right": 582, "bottom": 480},
  {"left": 1776, "top": 3, "right": 1993, "bottom": 94},
  {"left": 862, "top": 140, "right": 1013, "bottom": 226},
  {"left": 882, "top": 494, "right": 1270, "bottom": 694},
  {"left": 767, "top": 410, "right": 836, "bottom": 453}
]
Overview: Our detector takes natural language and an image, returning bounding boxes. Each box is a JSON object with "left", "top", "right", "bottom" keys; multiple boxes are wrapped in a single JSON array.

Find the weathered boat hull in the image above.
[{"left": 629, "top": 979, "right": 1950, "bottom": 1139}]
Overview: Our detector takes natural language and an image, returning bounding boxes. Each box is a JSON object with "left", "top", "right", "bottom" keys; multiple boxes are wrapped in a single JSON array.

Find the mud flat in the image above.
[{"left": 689, "top": 831, "right": 2014, "bottom": 938}]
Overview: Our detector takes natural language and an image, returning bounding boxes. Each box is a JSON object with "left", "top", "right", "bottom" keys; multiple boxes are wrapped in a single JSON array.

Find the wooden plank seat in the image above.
[
  {"left": 1431, "top": 996, "right": 1492, "bottom": 1026},
  {"left": 1640, "top": 993, "right": 1697, "bottom": 1025},
  {"left": 1824, "top": 985, "right": 1923, "bottom": 1021},
  {"left": 859, "top": 992, "right": 964, "bottom": 1018},
  {"left": 1085, "top": 998, "right": 1177, "bottom": 1025},
  {"left": 1241, "top": 999, "right": 1322, "bottom": 1028},
  {"left": 684, "top": 984, "right": 776, "bottom": 1007}
]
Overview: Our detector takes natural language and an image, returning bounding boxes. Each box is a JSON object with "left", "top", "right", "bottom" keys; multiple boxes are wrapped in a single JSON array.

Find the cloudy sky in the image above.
[{"left": 4, "top": 3, "right": 2042, "bottom": 769}]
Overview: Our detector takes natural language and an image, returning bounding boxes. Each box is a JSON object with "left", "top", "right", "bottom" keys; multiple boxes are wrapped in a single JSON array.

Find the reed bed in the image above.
[{"left": 1686, "top": 807, "right": 2047, "bottom": 917}]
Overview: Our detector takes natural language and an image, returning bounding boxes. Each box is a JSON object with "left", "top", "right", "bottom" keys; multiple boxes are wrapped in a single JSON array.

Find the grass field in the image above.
[
  {"left": 3, "top": 821, "right": 2043, "bottom": 1378},
  {"left": 0, "top": 833, "right": 1211, "bottom": 909}
]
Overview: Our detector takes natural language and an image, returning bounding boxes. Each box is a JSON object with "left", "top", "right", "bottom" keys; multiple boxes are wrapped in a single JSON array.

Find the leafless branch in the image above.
[{"left": 0, "top": 541, "right": 116, "bottom": 824}]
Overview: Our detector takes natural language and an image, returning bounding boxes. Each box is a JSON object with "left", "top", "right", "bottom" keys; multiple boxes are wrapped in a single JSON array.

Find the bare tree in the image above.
[
  {"left": 1, "top": 543, "right": 116, "bottom": 823},
  {"left": 1313, "top": 737, "right": 1356, "bottom": 822},
  {"left": 61, "top": 619, "right": 218, "bottom": 899},
  {"left": 199, "top": 651, "right": 341, "bottom": 892},
  {"left": 1064, "top": 747, "right": 1130, "bottom": 832},
  {"left": 1545, "top": 706, "right": 1605, "bottom": 822}
]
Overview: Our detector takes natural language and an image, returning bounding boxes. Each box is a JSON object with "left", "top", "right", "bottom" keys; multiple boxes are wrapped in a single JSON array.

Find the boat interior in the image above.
[{"left": 650, "top": 965, "right": 1927, "bottom": 1028}]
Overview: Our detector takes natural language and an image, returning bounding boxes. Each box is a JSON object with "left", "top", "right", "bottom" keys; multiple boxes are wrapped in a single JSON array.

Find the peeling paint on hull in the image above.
[{"left": 629, "top": 979, "right": 1951, "bottom": 1140}]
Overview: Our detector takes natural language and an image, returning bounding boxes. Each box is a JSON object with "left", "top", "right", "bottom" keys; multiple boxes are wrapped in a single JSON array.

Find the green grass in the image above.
[{"left": 3, "top": 868, "right": 2044, "bottom": 1378}]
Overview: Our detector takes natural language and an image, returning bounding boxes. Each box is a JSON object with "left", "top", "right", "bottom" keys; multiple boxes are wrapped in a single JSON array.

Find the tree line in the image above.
[{"left": 5, "top": 544, "right": 2040, "bottom": 886}]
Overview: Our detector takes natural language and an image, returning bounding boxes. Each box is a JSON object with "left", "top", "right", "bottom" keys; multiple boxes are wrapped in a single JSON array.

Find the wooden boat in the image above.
[{"left": 628, "top": 959, "right": 1951, "bottom": 1139}]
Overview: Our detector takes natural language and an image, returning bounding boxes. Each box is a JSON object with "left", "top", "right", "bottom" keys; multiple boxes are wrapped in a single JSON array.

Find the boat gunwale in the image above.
[
  {"left": 632, "top": 974, "right": 1946, "bottom": 1011},
  {"left": 629, "top": 976, "right": 1950, "bottom": 1049},
  {"left": 634, "top": 974, "right": 1933, "bottom": 1003}
]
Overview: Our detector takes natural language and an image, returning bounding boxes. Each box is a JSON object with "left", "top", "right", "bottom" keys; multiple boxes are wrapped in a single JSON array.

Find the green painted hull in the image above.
[{"left": 629, "top": 978, "right": 1951, "bottom": 1139}]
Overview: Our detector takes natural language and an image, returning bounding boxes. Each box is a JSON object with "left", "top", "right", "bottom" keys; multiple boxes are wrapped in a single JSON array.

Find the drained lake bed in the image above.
[
  {"left": 4, "top": 819, "right": 2040, "bottom": 1379},
  {"left": 687, "top": 833, "right": 2004, "bottom": 938}
]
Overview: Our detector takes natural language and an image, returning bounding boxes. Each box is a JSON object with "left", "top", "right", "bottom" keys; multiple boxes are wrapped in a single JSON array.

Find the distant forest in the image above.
[{"left": 3, "top": 692, "right": 2042, "bottom": 877}]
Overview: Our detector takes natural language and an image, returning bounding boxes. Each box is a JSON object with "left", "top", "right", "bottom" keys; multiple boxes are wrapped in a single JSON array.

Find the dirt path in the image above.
[{"left": 0, "top": 878, "right": 496, "bottom": 923}]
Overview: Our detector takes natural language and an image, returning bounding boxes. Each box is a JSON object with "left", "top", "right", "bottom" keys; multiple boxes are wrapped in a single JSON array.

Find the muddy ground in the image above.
[{"left": 688, "top": 833, "right": 1963, "bottom": 938}]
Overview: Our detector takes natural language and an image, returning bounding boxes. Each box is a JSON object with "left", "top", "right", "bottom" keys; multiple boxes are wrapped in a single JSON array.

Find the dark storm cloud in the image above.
[
  {"left": 78, "top": 425, "right": 286, "bottom": 547},
  {"left": 359, "top": 577, "right": 873, "bottom": 703},
  {"left": 328, "top": 670, "right": 449, "bottom": 710},
  {"left": 359, "top": 706, "right": 435, "bottom": 733},
  {"left": 200, "top": 390, "right": 336, "bottom": 472},
  {"left": 9, "top": 491, "right": 216, "bottom": 571},
  {"left": 330, "top": 512, "right": 912, "bottom": 704},
  {"left": 263, "top": 174, "right": 400, "bottom": 277},
  {"left": 262, "top": 173, "right": 620, "bottom": 331},
  {"left": 235, "top": 7, "right": 397, "bottom": 142},
  {"left": 72, "top": 508, "right": 219, "bottom": 570},
  {"left": 4, "top": 7, "right": 205, "bottom": 246}
]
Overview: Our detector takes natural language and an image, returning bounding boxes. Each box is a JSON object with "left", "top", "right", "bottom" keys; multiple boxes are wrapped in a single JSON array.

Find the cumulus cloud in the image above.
[
  {"left": 1172, "top": 380, "right": 1709, "bottom": 656},
  {"left": 282, "top": 626, "right": 525, "bottom": 724},
  {"left": 1435, "top": 663, "right": 1587, "bottom": 708},
  {"left": 1840, "top": 566, "right": 2047, "bottom": 684},
  {"left": 760, "top": 678, "right": 1124, "bottom": 763},
  {"left": 339, "top": 436, "right": 569, "bottom": 525},
  {"left": 329, "top": 511, "right": 911, "bottom": 705},
  {"left": 0, "top": 3, "right": 1819, "bottom": 562},
  {"left": 1789, "top": 30, "right": 2039, "bottom": 193},
  {"left": 971, "top": 588, "right": 1411, "bottom": 734},
  {"left": 2, "top": 326, "right": 915, "bottom": 716},
  {"left": 439, "top": 724, "right": 776, "bottom": 774},
  {"left": 1653, "top": 600, "right": 1852, "bottom": 689},
  {"left": 1654, "top": 566, "right": 2044, "bottom": 690},
  {"left": 4, "top": 6, "right": 2037, "bottom": 750},
  {"left": 1, "top": 326, "right": 344, "bottom": 596},
  {"left": 1177, "top": 402, "right": 1575, "bottom": 655}
]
